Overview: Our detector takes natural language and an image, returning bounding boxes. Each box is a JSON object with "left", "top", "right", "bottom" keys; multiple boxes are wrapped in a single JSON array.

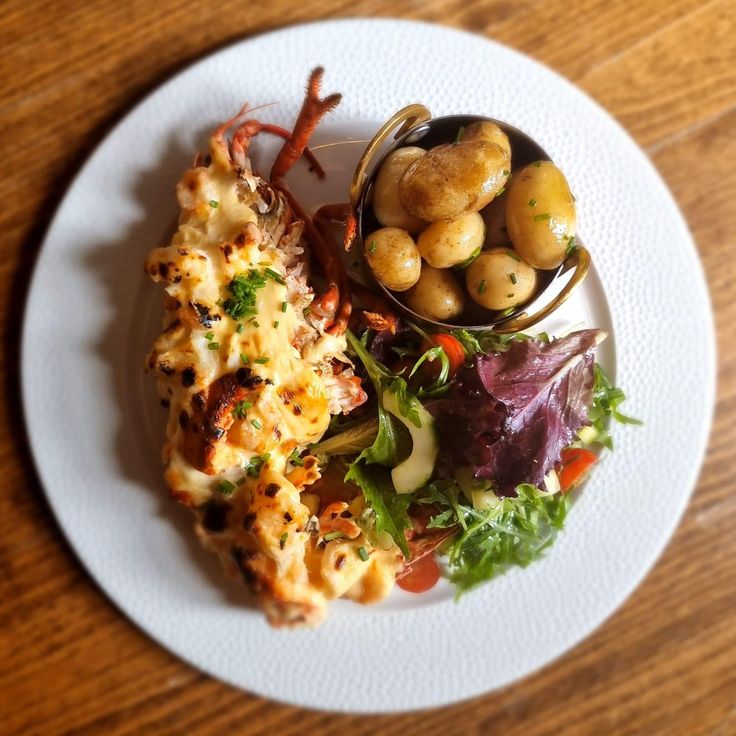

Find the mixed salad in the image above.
[{"left": 312, "top": 322, "right": 638, "bottom": 595}]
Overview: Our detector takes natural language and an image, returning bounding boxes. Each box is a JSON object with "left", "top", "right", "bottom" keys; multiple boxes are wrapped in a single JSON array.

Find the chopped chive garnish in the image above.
[
  {"left": 528, "top": 198, "right": 537, "bottom": 207},
  {"left": 252, "top": 320, "right": 260, "bottom": 328},
  {"left": 264, "top": 267, "right": 286, "bottom": 285},
  {"left": 323, "top": 531, "right": 344, "bottom": 542},
  {"left": 533, "top": 213, "right": 551, "bottom": 221},
  {"left": 216, "top": 480, "right": 235, "bottom": 496},
  {"left": 368, "top": 240, "right": 377, "bottom": 255},
  {"left": 497, "top": 187, "right": 506, "bottom": 196},
  {"left": 279, "top": 532, "right": 288, "bottom": 550},
  {"left": 455, "top": 126, "right": 465, "bottom": 143},
  {"left": 273, "top": 321, "right": 279, "bottom": 329},
  {"left": 507, "top": 251, "right": 521, "bottom": 262},
  {"left": 303, "top": 306, "right": 312, "bottom": 316},
  {"left": 254, "top": 356, "right": 269, "bottom": 364},
  {"left": 239, "top": 353, "right": 249, "bottom": 365},
  {"left": 357, "top": 546, "right": 369, "bottom": 561},
  {"left": 533, "top": 161, "right": 542, "bottom": 167},
  {"left": 507, "top": 293, "right": 515, "bottom": 298},
  {"left": 204, "top": 331, "right": 214, "bottom": 340},
  {"left": 251, "top": 418, "right": 262, "bottom": 430},
  {"left": 236, "top": 476, "right": 247, "bottom": 486},
  {"left": 281, "top": 301, "right": 287, "bottom": 313},
  {"left": 207, "top": 342, "right": 220, "bottom": 350},
  {"left": 510, "top": 273, "right": 517, "bottom": 284},
  {"left": 209, "top": 200, "right": 219, "bottom": 208},
  {"left": 501, "top": 306, "right": 516, "bottom": 316},
  {"left": 478, "top": 279, "right": 487, "bottom": 294},
  {"left": 236, "top": 323, "right": 244, "bottom": 334},
  {"left": 232, "top": 400, "right": 252, "bottom": 419},
  {"left": 502, "top": 169, "right": 510, "bottom": 176},
  {"left": 565, "top": 235, "right": 578, "bottom": 257},
  {"left": 288, "top": 448, "right": 304, "bottom": 466}
]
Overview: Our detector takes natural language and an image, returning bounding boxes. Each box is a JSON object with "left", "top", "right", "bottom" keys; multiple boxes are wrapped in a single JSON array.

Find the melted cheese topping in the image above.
[{"left": 146, "top": 146, "right": 400, "bottom": 627}]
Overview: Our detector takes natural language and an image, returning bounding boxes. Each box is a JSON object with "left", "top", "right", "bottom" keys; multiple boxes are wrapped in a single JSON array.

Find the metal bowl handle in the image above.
[
  {"left": 493, "top": 246, "right": 591, "bottom": 333},
  {"left": 350, "top": 104, "right": 432, "bottom": 210}
]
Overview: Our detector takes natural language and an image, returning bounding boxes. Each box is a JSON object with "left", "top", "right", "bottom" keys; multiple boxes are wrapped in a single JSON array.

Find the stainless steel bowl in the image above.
[{"left": 349, "top": 105, "right": 590, "bottom": 333}]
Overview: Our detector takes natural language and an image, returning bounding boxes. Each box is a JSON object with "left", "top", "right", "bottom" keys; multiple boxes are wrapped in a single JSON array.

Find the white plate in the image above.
[{"left": 22, "top": 19, "right": 714, "bottom": 712}]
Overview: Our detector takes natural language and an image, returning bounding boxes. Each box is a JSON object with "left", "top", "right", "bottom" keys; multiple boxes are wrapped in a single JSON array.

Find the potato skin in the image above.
[
  {"left": 405, "top": 266, "right": 465, "bottom": 321},
  {"left": 465, "top": 248, "right": 538, "bottom": 310},
  {"left": 399, "top": 140, "right": 510, "bottom": 221},
  {"left": 505, "top": 161, "right": 576, "bottom": 269},
  {"left": 462, "top": 121, "right": 511, "bottom": 159},
  {"left": 372, "top": 147, "right": 427, "bottom": 233},
  {"left": 417, "top": 211, "right": 485, "bottom": 268},
  {"left": 481, "top": 187, "right": 511, "bottom": 248},
  {"left": 364, "top": 227, "right": 421, "bottom": 292}
]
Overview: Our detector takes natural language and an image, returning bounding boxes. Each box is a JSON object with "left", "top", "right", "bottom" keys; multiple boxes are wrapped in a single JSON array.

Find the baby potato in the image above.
[
  {"left": 405, "top": 266, "right": 465, "bottom": 321},
  {"left": 372, "top": 147, "right": 427, "bottom": 233},
  {"left": 481, "top": 187, "right": 511, "bottom": 248},
  {"left": 399, "top": 140, "right": 510, "bottom": 221},
  {"left": 465, "top": 248, "right": 538, "bottom": 310},
  {"left": 364, "top": 228, "right": 421, "bottom": 292},
  {"left": 505, "top": 161, "right": 576, "bottom": 270},
  {"left": 417, "top": 211, "right": 485, "bottom": 268},
  {"left": 462, "top": 121, "right": 511, "bottom": 159}
]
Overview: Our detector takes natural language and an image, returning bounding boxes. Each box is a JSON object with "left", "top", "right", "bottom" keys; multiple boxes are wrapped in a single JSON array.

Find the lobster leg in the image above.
[
  {"left": 232, "top": 121, "right": 326, "bottom": 178},
  {"left": 313, "top": 203, "right": 358, "bottom": 251},
  {"left": 270, "top": 67, "right": 342, "bottom": 183}
]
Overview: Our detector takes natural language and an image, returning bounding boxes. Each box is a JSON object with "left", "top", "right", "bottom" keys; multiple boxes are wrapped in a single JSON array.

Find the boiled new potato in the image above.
[
  {"left": 405, "top": 266, "right": 465, "bottom": 321},
  {"left": 417, "top": 211, "right": 485, "bottom": 268},
  {"left": 481, "top": 187, "right": 511, "bottom": 248},
  {"left": 364, "top": 227, "right": 421, "bottom": 292},
  {"left": 505, "top": 161, "right": 576, "bottom": 269},
  {"left": 399, "top": 140, "right": 510, "bottom": 221},
  {"left": 372, "top": 147, "right": 427, "bottom": 232},
  {"left": 462, "top": 121, "right": 511, "bottom": 159},
  {"left": 465, "top": 248, "right": 538, "bottom": 310}
]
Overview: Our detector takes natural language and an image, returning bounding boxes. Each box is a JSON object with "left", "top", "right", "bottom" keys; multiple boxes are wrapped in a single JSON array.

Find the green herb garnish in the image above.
[
  {"left": 528, "top": 198, "right": 537, "bottom": 207},
  {"left": 239, "top": 353, "right": 249, "bottom": 365},
  {"left": 368, "top": 240, "right": 377, "bottom": 255},
  {"left": 223, "top": 270, "right": 267, "bottom": 321},
  {"left": 279, "top": 532, "right": 288, "bottom": 550},
  {"left": 207, "top": 342, "right": 220, "bottom": 350},
  {"left": 251, "top": 418, "right": 263, "bottom": 430},
  {"left": 254, "top": 356, "right": 269, "bottom": 364},
  {"left": 533, "top": 213, "right": 551, "bottom": 222},
  {"left": 209, "top": 200, "right": 219, "bottom": 208},
  {"left": 357, "top": 546, "right": 369, "bottom": 561},
  {"left": 232, "top": 401, "right": 252, "bottom": 419},
  {"left": 235, "top": 323, "right": 244, "bottom": 334},
  {"left": 281, "top": 301, "right": 288, "bottom": 313},
  {"left": 509, "top": 273, "right": 517, "bottom": 284},
  {"left": 288, "top": 448, "right": 305, "bottom": 467},
  {"left": 264, "top": 267, "right": 286, "bottom": 286},
  {"left": 204, "top": 331, "right": 214, "bottom": 340},
  {"left": 216, "top": 479, "right": 235, "bottom": 496},
  {"left": 478, "top": 279, "right": 487, "bottom": 294}
]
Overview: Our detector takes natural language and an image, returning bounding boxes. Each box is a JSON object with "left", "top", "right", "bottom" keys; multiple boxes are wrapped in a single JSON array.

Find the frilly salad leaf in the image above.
[
  {"left": 432, "top": 329, "right": 606, "bottom": 495},
  {"left": 344, "top": 462, "right": 411, "bottom": 558}
]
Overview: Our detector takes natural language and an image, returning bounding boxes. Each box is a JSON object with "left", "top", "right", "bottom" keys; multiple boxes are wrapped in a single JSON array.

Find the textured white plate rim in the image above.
[{"left": 20, "top": 18, "right": 715, "bottom": 713}]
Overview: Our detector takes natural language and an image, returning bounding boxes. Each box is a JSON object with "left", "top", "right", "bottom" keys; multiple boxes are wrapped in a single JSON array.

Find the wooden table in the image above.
[{"left": 2, "top": 1, "right": 734, "bottom": 733}]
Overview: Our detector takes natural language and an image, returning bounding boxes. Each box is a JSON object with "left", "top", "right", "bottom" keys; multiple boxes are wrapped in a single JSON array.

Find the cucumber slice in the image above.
[{"left": 382, "top": 390, "right": 438, "bottom": 494}]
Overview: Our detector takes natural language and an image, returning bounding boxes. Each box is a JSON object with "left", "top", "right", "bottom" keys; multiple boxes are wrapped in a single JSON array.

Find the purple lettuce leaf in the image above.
[{"left": 432, "top": 330, "right": 605, "bottom": 495}]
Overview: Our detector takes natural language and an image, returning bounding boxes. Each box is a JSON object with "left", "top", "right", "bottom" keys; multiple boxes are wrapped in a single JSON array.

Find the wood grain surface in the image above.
[{"left": 1, "top": 1, "right": 734, "bottom": 734}]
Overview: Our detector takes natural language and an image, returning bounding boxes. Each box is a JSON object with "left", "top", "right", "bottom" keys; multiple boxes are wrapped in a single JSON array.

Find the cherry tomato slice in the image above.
[
  {"left": 558, "top": 447, "right": 598, "bottom": 492},
  {"left": 420, "top": 333, "right": 465, "bottom": 379},
  {"left": 397, "top": 554, "right": 441, "bottom": 593}
]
